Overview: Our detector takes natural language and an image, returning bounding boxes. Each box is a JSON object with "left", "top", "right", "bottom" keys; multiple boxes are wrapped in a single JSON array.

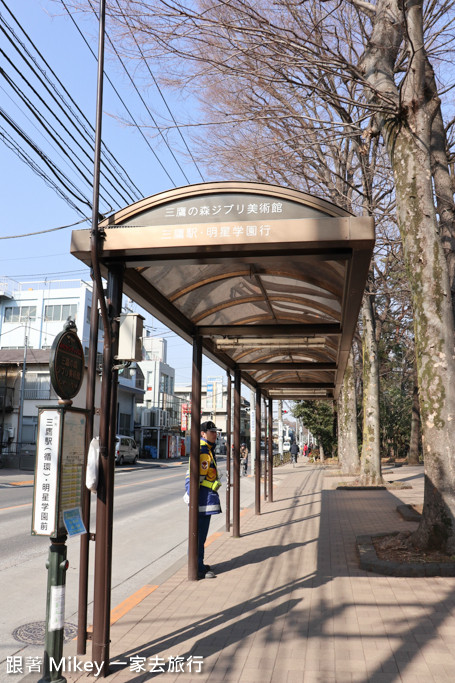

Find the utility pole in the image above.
[{"left": 17, "top": 318, "right": 29, "bottom": 452}]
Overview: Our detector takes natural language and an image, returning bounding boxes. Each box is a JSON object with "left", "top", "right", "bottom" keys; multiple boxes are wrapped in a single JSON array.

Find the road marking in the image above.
[
  {"left": 204, "top": 531, "right": 223, "bottom": 547},
  {"left": 114, "top": 471, "right": 183, "bottom": 490},
  {"left": 84, "top": 584, "right": 159, "bottom": 637},
  {"left": 109, "top": 584, "right": 159, "bottom": 625},
  {"left": 0, "top": 502, "right": 32, "bottom": 512},
  {"left": 9, "top": 480, "right": 34, "bottom": 486}
]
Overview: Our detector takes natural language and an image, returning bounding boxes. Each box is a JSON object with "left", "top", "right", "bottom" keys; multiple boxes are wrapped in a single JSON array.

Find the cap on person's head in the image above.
[
  {"left": 241, "top": 443, "right": 246, "bottom": 447},
  {"left": 201, "top": 420, "right": 217, "bottom": 433}
]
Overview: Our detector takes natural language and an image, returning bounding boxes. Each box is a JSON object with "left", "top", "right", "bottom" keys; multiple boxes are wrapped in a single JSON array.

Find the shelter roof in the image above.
[{"left": 71, "top": 182, "right": 374, "bottom": 400}]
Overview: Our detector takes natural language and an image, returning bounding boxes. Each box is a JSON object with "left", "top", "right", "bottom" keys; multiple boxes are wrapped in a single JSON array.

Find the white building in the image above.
[
  {"left": 174, "top": 379, "right": 229, "bottom": 449},
  {"left": 136, "top": 335, "right": 184, "bottom": 458},
  {"left": 0, "top": 277, "right": 144, "bottom": 467}
]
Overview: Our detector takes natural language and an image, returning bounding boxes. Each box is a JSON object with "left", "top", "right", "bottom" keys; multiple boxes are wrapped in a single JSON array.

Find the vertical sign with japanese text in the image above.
[{"left": 32, "top": 410, "right": 61, "bottom": 536}]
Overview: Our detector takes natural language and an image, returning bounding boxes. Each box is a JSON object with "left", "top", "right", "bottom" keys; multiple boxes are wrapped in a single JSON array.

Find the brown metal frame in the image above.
[
  {"left": 255, "top": 387, "right": 261, "bottom": 515},
  {"left": 188, "top": 336, "right": 202, "bottom": 580},
  {"left": 268, "top": 399, "right": 274, "bottom": 502},
  {"left": 232, "top": 368, "right": 241, "bottom": 538},
  {"left": 225, "top": 371, "right": 232, "bottom": 532}
]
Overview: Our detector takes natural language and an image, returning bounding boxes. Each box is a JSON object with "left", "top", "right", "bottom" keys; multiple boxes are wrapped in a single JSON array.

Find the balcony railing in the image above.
[{"left": 24, "top": 388, "right": 52, "bottom": 400}]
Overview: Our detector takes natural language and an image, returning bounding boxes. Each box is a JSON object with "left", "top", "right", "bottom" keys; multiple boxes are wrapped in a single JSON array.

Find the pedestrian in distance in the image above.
[
  {"left": 290, "top": 441, "right": 299, "bottom": 466},
  {"left": 240, "top": 443, "right": 249, "bottom": 476},
  {"left": 185, "top": 420, "right": 222, "bottom": 579}
]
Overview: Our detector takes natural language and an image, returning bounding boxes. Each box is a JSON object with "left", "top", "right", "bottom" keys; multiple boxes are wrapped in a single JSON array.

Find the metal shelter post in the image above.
[
  {"left": 232, "top": 368, "right": 241, "bottom": 537},
  {"left": 225, "top": 371, "right": 231, "bottom": 532},
  {"left": 263, "top": 396, "right": 268, "bottom": 501},
  {"left": 255, "top": 387, "right": 261, "bottom": 515},
  {"left": 92, "top": 264, "right": 123, "bottom": 676},
  {"left": 77, "top": 280, "right": 99, "bottom": 654},
  {"left": 188, "top": 336, "right": 202, "bottom": 581},
  {"left": 268, "top": 398, "right": 274, "bottom": 502}
]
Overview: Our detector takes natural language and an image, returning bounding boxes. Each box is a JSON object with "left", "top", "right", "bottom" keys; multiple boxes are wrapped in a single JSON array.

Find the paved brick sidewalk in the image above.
[{"left": 58, "top": 464, "right": 455, "bottom": 682}]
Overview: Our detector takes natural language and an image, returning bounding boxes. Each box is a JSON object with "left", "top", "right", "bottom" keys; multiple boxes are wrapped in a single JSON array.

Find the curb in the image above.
[{"left": 356, "top": 533, "right": 455, "bottom": 577}]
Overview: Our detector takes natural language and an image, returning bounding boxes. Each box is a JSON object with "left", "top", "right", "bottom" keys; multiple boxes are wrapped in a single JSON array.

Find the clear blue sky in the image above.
[{"left": 0, "top": 0, "right": 227, "bottom": 386}]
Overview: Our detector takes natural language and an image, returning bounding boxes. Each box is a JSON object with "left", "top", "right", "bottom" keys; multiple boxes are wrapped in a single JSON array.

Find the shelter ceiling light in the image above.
[
  {"left": 268, "top": 390, "right": 329, "bottom": 397},
  {"left": 214, "top": 337, "right": 326, "bottom": 349}
]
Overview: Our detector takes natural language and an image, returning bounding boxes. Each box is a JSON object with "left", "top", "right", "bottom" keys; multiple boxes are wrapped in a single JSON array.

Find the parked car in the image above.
[
  {"left": 115, "top": 435, "right": 139, "bottom": 465},
  {"left": 283, "top": 440, "right": 291, "bottom": 452}
]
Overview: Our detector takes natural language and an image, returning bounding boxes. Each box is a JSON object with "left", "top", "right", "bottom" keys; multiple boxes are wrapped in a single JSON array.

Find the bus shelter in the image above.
[{"left": 70, "top": 181, "right": 374, "bottom": 672}]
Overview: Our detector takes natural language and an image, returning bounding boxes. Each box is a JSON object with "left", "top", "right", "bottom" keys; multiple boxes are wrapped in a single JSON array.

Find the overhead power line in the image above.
[
  {"left": 0, "top": 106, "right": 93, "bottom": 209},
  {"left": 1, "top": 0, "right": 143, "bottom": 200},
  {"left": 0, "top": 0, "right": 144, "bottom": 208},
  {"left": 0, "top": 123, "right": 88, "bottom": 217},
  {"left": 0, "top": 216, "right": 88, "bottom": 240},
  {"left": 0, "top": 57, "right": 121, "bottom": 210},
  {"left": 60, "top": 0, "right": 179, "bottom": 188},
  {"left": 113, "top": 0, "right": 205, "bottom": 183}
]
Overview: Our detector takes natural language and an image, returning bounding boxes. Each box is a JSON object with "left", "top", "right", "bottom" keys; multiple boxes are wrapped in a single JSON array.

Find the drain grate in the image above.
[{"left": 12, "top": 622, "right": 78, "bottom": 646}]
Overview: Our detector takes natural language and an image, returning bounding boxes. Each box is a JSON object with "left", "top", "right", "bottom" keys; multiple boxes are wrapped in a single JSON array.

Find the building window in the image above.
[
  {"left": 44, "top": 304, "right": 78, "bottom": 322},
  {"left": 24, "top": 373, "right": 51, "bottom": 400},
  {"left": 22, "top": 416, "right": 38, "bottom": 444},
  {"left": 4, "top": 305, "right": 37, "bottom": 322},
  {"left": 160, "top": 374, "right": 171, "bottom": 394},
  {"left": 118, "top": 412, "right": 131, "bottom": 435}
]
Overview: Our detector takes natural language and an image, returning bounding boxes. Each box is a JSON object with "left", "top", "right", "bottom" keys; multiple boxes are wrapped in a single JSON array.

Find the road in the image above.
[{"left": 0, "top": 458, "right": 256, "bottom": 680}]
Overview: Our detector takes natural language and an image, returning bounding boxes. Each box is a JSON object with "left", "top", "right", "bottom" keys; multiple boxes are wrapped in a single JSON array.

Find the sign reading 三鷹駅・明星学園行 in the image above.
[
  {"left": 49, "top": 328, "right": 84, "bottom": 400},
  {"left": 32, "top": 407, "right": 87, "bottom": 537}
]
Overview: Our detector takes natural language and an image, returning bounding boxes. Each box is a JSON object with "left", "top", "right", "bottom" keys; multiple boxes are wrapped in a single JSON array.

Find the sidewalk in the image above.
[{"left": 37, "top": 463, "right": 455, "bottom": 681}]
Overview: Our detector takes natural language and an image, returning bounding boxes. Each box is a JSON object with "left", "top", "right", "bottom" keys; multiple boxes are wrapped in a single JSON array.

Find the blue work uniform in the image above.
[{"left": 185, "top": 437, "right": 221, "bottom": 574}]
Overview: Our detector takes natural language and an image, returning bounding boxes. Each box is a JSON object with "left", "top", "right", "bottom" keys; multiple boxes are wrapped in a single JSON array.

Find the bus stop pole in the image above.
[
  {"left": 225, "top": 371, "right": 231, "bottom": 532},
  {"left": 255, "top": 387, "right": 261, "bottom": 515},
  {"left": 188, "top": 336, "right": 202, "bottom": 580},
  {"left": 268, "top": 398, "right": 274, "bottom": 502},
  {"left": 232, "top": 368, "right": 241, "bottom": 537}
]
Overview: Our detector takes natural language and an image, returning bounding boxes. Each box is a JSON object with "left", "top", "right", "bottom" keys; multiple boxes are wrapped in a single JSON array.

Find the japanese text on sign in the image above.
[{"left": 32, "top": 410, "right": 61, "bottom": 536}]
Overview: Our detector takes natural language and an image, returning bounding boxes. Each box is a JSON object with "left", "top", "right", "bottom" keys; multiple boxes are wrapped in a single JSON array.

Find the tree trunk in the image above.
[
  {"left": 338, "top": 348, "right": 359, "bottom": 475},
  {"left": 360, "top": 291, "right": 383, "bottom": 485},
  {"left": 362, "top": 0, "right": 455, "bottom": 552},
  {"left": 408, "top": 369, "right": 421, "bottom": 465},
  {"left": 391, "top": 124, "right": 455, "bottom": 551}
]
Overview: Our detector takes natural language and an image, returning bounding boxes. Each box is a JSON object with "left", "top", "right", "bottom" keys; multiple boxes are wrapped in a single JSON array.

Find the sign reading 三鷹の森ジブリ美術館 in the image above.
[{"left": 49, "top": 328, "right": 84, "bottom": 400}]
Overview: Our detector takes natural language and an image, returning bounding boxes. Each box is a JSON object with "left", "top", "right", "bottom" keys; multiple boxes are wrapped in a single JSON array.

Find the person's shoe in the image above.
[{"left": 198, "top": 569, "right": 216, "bottom": 579}]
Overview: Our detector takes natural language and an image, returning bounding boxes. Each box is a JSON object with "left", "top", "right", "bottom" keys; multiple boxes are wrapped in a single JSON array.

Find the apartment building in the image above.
[{"left": 0, "top": 277, "right": 143, "bottom": 467}]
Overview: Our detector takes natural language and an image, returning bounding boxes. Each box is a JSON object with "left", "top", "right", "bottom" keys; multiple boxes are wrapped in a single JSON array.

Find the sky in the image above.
[{"left": 0, "top": 0, "right": 230, "bottom": 387}]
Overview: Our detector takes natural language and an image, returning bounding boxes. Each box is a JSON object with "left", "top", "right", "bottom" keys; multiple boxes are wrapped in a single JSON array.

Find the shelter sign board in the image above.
[{"left": 32, "top": 407, "right": 87, "bottom": 537}]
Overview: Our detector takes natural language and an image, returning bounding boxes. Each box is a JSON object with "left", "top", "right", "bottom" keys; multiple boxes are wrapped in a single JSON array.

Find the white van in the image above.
[
  {"left": 115, "top": 435, "right": 139, "bottom": 465},
  {"left": 283, "top": 440, "right": 291, "bottom": 452}
]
